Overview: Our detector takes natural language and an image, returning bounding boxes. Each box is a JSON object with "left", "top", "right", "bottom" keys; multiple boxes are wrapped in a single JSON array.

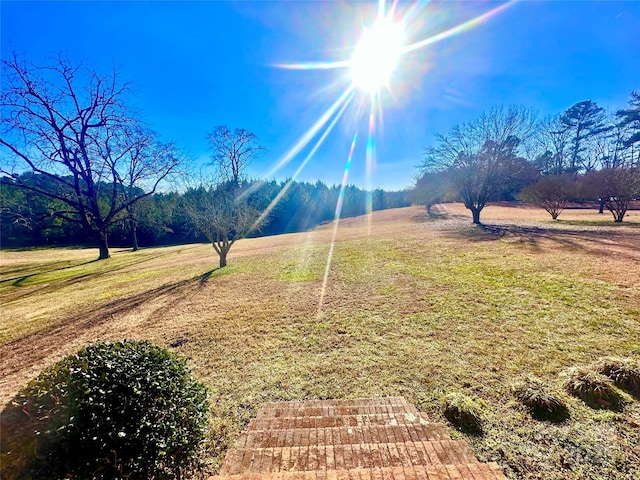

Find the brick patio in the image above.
[{"left": 209, "top": 397, "right": 507, "bottom": 480}]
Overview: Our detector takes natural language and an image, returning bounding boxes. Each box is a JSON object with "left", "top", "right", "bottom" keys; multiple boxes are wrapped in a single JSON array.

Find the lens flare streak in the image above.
[
  {"left": 263, "top": 0, "right": 517, "bottom": 312},
  {"left": 274, "top": 60, "right": 351, "bottom": 70},
  {"left": 401, "top": 1, "right": 516, "bottom": 54},
  {"left": 365, "top": 99, "right": 377, "bottom": 235},
  {"left": 266, "top": 86, "right": 355, "bottom": 177},
  {"left": 276, "top": 1, "right": 515, "bottom": 74},
  {"left": 251, "top": 92, "right": 354, "bottom": 230},
  {"left": 318, "top": 133, "right": 359, "bottom": 313}
]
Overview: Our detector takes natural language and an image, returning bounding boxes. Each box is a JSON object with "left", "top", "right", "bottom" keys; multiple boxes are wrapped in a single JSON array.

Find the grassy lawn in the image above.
[{"left": 1, "top": 204, "right": 639, "bottom": 479}]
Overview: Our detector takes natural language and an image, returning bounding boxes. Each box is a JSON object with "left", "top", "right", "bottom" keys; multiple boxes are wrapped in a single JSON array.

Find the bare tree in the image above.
[
  {"left": 520, "top": 174, "right": 577, "bottom": 220},
  {"left": 534, "top": 116, "right": 572, "bottom": 175},
  {"left": 114, "top": 125, "right": 184, "bottom": 251},
  {"left": 183, "top": 182, "right": 264, "bottom": 268},
  {"left": 581, "top": 167, "right": 640, "bottom": 222},
  {"left": 0, "top": 54, "right": 181, "bottom": 259},
  {"left": 422, "top": 106, "right": 537, "bottom": 224},
  {"left": 207, "top": 126, "right": 265, "bottom": 184},
  {"left": 184, "top": 127, "right": 267, "bottom": 267}
]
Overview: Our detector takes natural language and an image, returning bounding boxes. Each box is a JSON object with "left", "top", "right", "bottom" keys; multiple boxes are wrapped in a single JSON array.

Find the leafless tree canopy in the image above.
[
  {"left": 0, "top": 53, "right": 182, "bottom": 259},
  {"left": 422, "top": 105, "right": 537, "bottom": 224},
  {"left": 183, "top": 182, "right": 264, "bottom": 268},
  {"left": 207, "top": 126, "right": 266, "bottom": 184},
  {"left": 184, "top": 127, "right": 267, "bottom": 268}
]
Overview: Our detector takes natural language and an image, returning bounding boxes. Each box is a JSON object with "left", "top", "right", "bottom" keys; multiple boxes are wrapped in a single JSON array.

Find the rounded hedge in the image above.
[{"left": 1, "top": 340, "right": 208, "bottom": 479}]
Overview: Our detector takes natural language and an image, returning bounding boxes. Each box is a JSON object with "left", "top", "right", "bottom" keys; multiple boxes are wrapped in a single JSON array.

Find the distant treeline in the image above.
[{"left": 0, "top": 173, "right": 408, "bottom": 248}]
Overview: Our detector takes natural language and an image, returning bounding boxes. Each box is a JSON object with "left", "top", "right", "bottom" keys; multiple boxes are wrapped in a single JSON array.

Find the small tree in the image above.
[
  {"left": 184, "top": 127, "right": 266, "bottom": 267},
  {"left": 581, "top": 167, "right": 640, "bottom": 222},
  {"left": 520, "top": 174, "right": 577, "bottom": 220},
  {"left": 183, "top": 181, "right": 264, "bottom": 268},
  {"left": 114, "top": 125, "right": 184, "bottom": 251},
  {"left": 207, "top": 126, "right": 265, "bottom": 184},
  {"left": 409, "top": 170, "right": 450, "bottom": 214}
]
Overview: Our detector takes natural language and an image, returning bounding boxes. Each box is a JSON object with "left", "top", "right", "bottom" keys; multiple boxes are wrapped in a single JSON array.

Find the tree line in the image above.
[
  {"left": 0, "top": 54, "right": 407, "bottom": 266},
  {"left": 412, "top": 95, "right": 640, "bottom": 223}
]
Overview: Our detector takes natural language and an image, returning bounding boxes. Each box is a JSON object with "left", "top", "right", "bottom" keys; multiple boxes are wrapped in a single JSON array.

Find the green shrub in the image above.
[
  {"left": 561, "top": 366, "right": 623, "bottom": 409},
  {"left": 512, "top": 377, "right": 569, "bottom": 422},
  {"left": 443, "top": 391, "right": 485, "bottom": 434},
  {"left": 592, "top": 357, "right": 640, "bottom": 398},
  {"left": 1, "top": 340, "right": 209, "bottom": 480}
]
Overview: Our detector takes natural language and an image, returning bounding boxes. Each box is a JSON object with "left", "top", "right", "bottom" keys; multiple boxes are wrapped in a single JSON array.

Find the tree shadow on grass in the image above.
[
  {"left": 0, "top": 268, "right": 221, "bottom": 383},
  {"left": 445, "top": 222, "right": 640, "bottom": 262},
  {"left": 198, "top": 268, "right": 220, "bottom": 286},
  {"left": 410, "top": 205, "right": 467, "bottom": 223},
  {"left": 1, "top": 249, "right": 185, "bottom": 304},
  {"left": 1, "top": 259, "right": 99, "bottom": 285}
]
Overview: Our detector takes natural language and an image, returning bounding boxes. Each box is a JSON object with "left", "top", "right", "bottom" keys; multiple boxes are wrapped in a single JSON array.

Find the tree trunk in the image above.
[
  {"left": 131, "top": 222, "right": 139, "bottom": 252},
  {"left": 598, "top": 198, "right": 605, "bottom": 214},
  {"left": 98, "top": 233, "right": 110, "bottom": 260},
  {"left": 471, "top": 208, "right": 481, "bottom": 224},
  {"left": 219, "top": 251, "right": 227, "bottom": 268}
]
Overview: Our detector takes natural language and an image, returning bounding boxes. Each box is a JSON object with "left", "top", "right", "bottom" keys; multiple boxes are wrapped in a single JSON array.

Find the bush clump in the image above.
[
  {"left": 512, "top": 376, "right": 569, "bottom": 422},
  {"left": 592, "top": 356, "right": 640, "bottom": 398},
  {"left": 443, "top": 391, "right": 485, "bottom": 434},
  {"left": 561, "top": 366, "right": 623, "bottom": 409},
  {"left": 1, "top": 340, "right": 209, "bottom": 480}
]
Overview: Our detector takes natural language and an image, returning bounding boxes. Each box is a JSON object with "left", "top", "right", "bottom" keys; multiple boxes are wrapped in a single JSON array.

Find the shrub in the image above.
[
  {"left": 561, "top": 366, "right": 623, "bottom": 409},
  {"left": 512, "top": 377, "right": 569, "bottom": 422},
  {"left": 592, "top": 356, "right": 640, "bottom": 398},
  {"left": 1, "top": 340, "right": 209, "bottom": 480},
  {"left": 443, "top": 391, "right": 485, "bottom": 434}
]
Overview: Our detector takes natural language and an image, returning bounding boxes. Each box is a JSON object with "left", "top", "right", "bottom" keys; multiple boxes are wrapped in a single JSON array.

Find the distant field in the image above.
[{"left": 1, "top": 203, "right": 639, "bottom": 480}]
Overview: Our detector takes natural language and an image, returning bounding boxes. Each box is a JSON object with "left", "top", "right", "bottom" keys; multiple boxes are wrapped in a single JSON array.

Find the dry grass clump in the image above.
[
  {"left": 592, "top": 357, "right": 640, "bottom": 398},
  {"left": 512, "top": 376, "right": 569, "bottom": 421},
  {"left": 443, "top": 391, "right": 485, "bottom": 435},
  {"left": 561, "top": 367, "right": 623, "bottom": 409}
]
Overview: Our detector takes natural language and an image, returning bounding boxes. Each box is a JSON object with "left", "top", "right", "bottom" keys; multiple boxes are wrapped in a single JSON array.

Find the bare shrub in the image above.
[
  {"left": 443, "top": 391, "right": 485, "bottom": 434},
  {"left": 561, "top": 367, "right": 623, "bottom": 409},
  {"left": 592, "top": 357, "right": 640, "bottom": 399},
  {"left": 512, "top": 376, "right": 569, "bottom": 421}
]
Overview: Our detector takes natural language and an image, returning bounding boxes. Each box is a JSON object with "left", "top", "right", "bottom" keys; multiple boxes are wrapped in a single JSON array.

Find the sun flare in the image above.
[
  {"left": 350, "top": 18, "right": 404, "bottom": 95},
  {"left": 270, "top": 0, "right": 516, "bottom": 311}
]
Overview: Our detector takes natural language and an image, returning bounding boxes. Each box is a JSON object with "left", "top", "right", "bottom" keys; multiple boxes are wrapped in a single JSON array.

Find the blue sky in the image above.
[{"left": 2, "top": 1, "right": 639, "bottom": 190}]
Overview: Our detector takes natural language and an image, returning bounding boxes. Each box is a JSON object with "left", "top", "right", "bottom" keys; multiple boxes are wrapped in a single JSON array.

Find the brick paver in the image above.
[
  {"left": 238, "top": 425, "right": 448, "bottom": 448},
  {"left": 210, "top": 397, "right": 507, "bottom": 480}
]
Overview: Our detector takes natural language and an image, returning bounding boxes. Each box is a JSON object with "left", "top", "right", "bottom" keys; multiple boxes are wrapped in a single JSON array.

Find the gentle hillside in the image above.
[{"left": 1, "top": 204, "right": 639, "bottom": 480}]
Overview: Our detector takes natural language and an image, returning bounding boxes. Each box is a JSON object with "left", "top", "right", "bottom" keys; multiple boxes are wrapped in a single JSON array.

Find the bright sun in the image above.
[{"left": 350, "top": 18, "right": 405, "bottom": 95}]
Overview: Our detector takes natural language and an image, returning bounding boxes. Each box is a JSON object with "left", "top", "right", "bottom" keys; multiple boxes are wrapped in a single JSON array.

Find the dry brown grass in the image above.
[{"left": 1, "top": 203, "right": 640, "bottom": 479}]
